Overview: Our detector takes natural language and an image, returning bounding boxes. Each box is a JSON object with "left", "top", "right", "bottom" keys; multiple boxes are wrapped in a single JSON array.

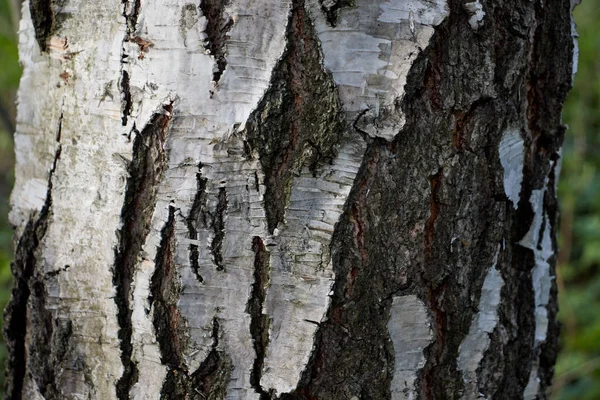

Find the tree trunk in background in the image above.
[{"left": 4, "top": 0, "right": 576, "bottom": 398}]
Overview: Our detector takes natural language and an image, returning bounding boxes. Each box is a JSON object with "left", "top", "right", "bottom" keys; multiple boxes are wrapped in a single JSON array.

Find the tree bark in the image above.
[{"left": 5, "top": 0, "right": 576, "bottom": 399}]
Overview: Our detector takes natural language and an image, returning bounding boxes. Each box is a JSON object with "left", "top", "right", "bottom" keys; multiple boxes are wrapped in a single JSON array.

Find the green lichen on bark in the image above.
[{"left": 244, "top": 0, "right": 346, "bottom": 234}]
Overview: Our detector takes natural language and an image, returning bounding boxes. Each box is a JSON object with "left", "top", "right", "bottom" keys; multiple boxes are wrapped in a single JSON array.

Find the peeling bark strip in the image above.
[
  {"left": 200, "top": 0, "right": 234, "bottom": 83},
  {"left": 245, "top": 0, "right": 345, "bottom": 234},
  {"left": 113, "top": 103, "right": 173, "bottom": 400}
]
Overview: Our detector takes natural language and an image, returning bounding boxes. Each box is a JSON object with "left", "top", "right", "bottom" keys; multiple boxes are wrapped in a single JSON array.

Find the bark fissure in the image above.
[
  {"left": 189, "top": 317, "right": 233, "bottom": 400},
  {"left": 159, "top": 313, "right": 234, "bottom": 399},
  {"left": 210, "top": 187, "right": 227, "bottom": 271},
  {"left": 123, "top": 0, "right": 141, "bottom": 39},
  {"left": 150, "top": 205, "right": 187, "bottom": 370},
  {"left": 245, "top": 0, "right": 345, "bottom": 234},
  {"left": 151, "top": 206, "right": 234, "bottom": 399},
  {"left": 246, "top": 236, "right": 272, "bottom": 398},
  {"left": 113, "top": 103, "right": 173, "bottom": 400},
  {"left": 200, "top": 0, "right": 233, "bottom": 84},
  {"left": 120, "top": 0, "right": 141, "bottom": 126},
  {"left": 186, "top": 164, "right": 209, "bottom": 283},
  {"left": 120, "top": 70, "right": 132, "bottom": 127}
]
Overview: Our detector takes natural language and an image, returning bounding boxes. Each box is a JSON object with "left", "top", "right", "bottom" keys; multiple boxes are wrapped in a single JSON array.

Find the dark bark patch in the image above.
[
  {"left": 29, "top": 0, "right": 53, "bottom": 51},
  {"left": 120, "top": 71, "right": 132, "bottom": 126},
  {"left": 113, "top": 103, "right": 173, "bottom": 400},
  {"left": 123, "top": 0, "right": 142, "bottom": 37},
  {"left": 210, "top": 187, "right": 227, "bottom": 271},
  {"left": 245, "top": 0, "right": 345, "bottom": 234},
  {"left": 150, "top": 205, "right": 189, "bottom": 369},
  {"left": 424, "top": 168, "right": 443, "bottom": 265},
  {"left": 200, "top": 0, "right": 233, "bottom": 84},
  {"left": 318, "top": 0, "right": 354, "bottom": 27},
  {"left": 246, "top": 237, "right": 272, "bottom": 398},
  {"left": 160, "top": 316, "right": 233, "bottom": 400},
  {"left": 189, "top": 317, "right": 233, "bottom": 400},
  {"left": 186, "top": 163, "right": 209, "bottom": 283}
]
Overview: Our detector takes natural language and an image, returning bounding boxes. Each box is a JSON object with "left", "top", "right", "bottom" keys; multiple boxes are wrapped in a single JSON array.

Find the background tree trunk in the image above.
[{"left": 4, "top": 0, "right": 576, "bottom": 399}]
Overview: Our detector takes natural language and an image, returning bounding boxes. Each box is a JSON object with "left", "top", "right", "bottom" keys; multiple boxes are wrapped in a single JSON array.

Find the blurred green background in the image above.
[{"left": 0, "top": 0, "right": 598, "bottom": 398}]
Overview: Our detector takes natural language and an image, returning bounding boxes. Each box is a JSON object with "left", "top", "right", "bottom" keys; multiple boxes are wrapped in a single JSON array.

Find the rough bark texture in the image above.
[{"left": 6, "top": 0, "right": 575, "bottom": 399}]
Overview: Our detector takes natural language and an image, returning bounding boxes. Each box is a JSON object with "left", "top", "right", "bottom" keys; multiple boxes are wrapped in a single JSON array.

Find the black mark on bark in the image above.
[
  {"left": 318, "top": 0, "right": 354, "bottom": 27},
  {"left": 245, "top": 0, "right": 345, "bottom": 234},
  {"left": 30, "top": 0, "right": 53, "bottom": 51},
  {"left": 200, "top": 0, "right": 233, "bottom": 83},
  {"left": 186, "top": 164, "right": 209, "bottom": 283},
  {"left": 246, "top": 237, "right": 272, "bottom": 399},
  {"left": 123, "top": 0, "right": 142, "bottom": 37},
  {"left": 210, "top": 187, "right": 227, "bottom": 271},
  {"left": 120, "top": 71, "right": 132, "bottom": 126},
  {"left": 113, "top": 103, "right": 173, "bottom": 400}
]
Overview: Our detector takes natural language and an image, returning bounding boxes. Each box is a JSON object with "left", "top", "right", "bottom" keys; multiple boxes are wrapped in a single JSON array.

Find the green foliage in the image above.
[
  {"left": 554, "top": 0, "right": 600, "bottom": 398},
  {"left": 0, "top": 0, "right": 19, "bottom": 397}
]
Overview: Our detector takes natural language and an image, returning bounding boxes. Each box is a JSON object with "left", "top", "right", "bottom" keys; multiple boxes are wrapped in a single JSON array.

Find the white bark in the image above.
[
  {"left": 457, "top": 247, "right": 503, "bottom": 400},
  {"left": 388, "top": 295, "right": 433, "bottom": 400}
]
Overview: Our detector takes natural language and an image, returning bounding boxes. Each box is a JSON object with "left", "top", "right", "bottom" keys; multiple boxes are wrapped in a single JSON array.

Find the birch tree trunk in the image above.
[{"left": 4, "top": 0, "right": 576, "bottom": 398}]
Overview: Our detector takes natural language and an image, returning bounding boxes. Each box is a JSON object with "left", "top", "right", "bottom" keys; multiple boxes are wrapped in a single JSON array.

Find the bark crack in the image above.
[
  {"left": 120, "top": 70, "right": 132, "bottom": 127},
  {"left": 120, "top": 0, "right": 142, "bottom": 126},
  {"left": 200, "top": 0, "right": 234, "bottom": 84},
  {"left": 210, "top": 187, "right": 227, "bottom": 272},
  {"left": 246, "top": 237, "right": 272, "bottom": 399},
  {"left": 113, "top": 103, "right": 173, "bottom": 400},
  {"left": 186, "top": 163, "right": 209, "bottom": 283},
  {"left": 150, "top": 205, "right": 187, "bottom": 368}
]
